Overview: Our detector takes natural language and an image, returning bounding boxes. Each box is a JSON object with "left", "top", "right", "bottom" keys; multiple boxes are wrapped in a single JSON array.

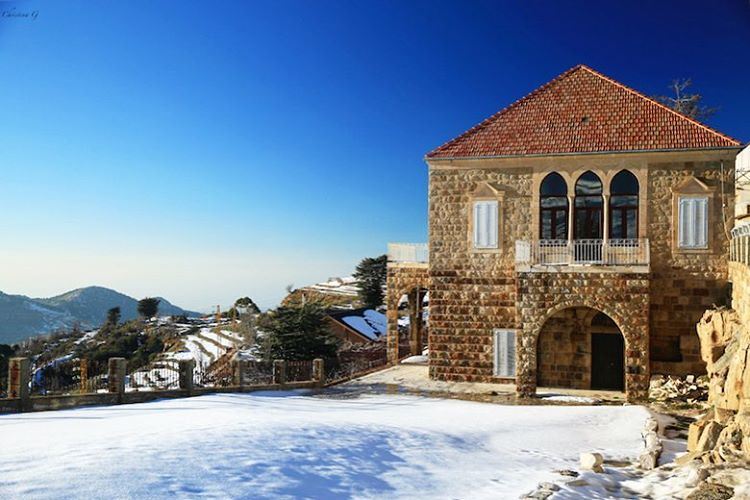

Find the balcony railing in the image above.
[
  {"left": 515, "top": 239, "right": 650, "bottom": 268},
  {"left": 388, "top": 243, "right": 429, "bottom": 264}
]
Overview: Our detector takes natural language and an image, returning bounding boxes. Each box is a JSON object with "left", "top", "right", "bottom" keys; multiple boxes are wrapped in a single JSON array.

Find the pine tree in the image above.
[
  {"left": 353, "top": 254, "right": 387, "bottom": 309},
  {"left": 261, "top": 301, "right": 339, "bottom": 361},
  {"left": 234, "top": 297, "right": 261, "bottom": 314},
  {"left": 105, "top": 306, "right": 121, "bottom": 327},
  {"left": 137, "top": 297, "right": 160, "bottom": 319}
]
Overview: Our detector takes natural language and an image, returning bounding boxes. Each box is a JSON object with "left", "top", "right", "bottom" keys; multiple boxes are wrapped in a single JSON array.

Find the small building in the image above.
[
  {"left": 326, "top": 308, "right": 387, "bottom": 344},
  {"left": 386, "top": 64, "right": 744, "bottom": 401}
]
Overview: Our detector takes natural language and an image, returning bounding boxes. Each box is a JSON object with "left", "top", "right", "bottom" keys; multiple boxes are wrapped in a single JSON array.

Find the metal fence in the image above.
[
  {"left": 126, "top": 360, "right": 180, "bottom": 392},
  {"left": 30, "top": 358, "right": 109, "bottom": 396},
  {"left": 195, "top": 362, "right": 233, "bottom": 388},
  {"left": 286, "top": 360, "right": 314, "bottom": 382},
  {"left": 242, "top": 361, "right": 274, "bottom": 385},
  {"left": 325, "top": 357, "right": 388, "bottom": 385}
]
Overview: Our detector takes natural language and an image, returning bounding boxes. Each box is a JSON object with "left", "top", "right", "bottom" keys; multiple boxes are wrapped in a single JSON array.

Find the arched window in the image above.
[
  {"left": 574, "top": 171, "right": 603, "bottom": 240},
  {"left": 540, "top": 173, "right": 568, "bottom": 240},
  {"left": 609, "top": 170, "right": 639, "bottom": 239}
]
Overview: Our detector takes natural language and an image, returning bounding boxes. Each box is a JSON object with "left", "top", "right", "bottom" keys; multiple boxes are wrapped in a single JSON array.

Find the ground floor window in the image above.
[{"left": 493, "top": 329, "right": 516, "bottom": 377}]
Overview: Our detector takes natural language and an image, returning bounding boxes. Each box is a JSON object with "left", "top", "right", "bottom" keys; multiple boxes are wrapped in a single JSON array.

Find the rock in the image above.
[
  {"left": 687, "top": 374, "right": 696, "bottom": 383},
  {"left": 644, "top": 417, "right": 659, "bottom": 433},
  {"left": 689, "top": 418, "right": 711, "bottom": 452},
  {"left": 644, "top": 431, "right": 661, "bottom": 451},
  {"left": 537, "top": 482, "right": 560, "bottom": 491},
  {"left": 675, "top": 451, "right": 701, "bottom": 466},
  {"left": 554, "top": 469, "right": 579, "bottom": 477},
  {"left": 685, "top": 466, "right": 709, "bottom": 488},
  {"left": 639, "top": 450, "right": 659, "bottom": 470},
  {"left": 580, "top": 452, "right": 604, "bottom": 472},
  {"left": 685, "top": 481, "right": 734, "bottom": 500},
  {"left": 565, "top": 479, "right": 589, "bottom": 487},
  {"left": 695, "top": 421, "right": 725, "bottom": 453}
]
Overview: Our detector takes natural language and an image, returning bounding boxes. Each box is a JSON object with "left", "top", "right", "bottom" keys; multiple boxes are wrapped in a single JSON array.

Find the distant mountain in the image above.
[{"left": 0, "top": 286, "right": 200, "bottom": 344}]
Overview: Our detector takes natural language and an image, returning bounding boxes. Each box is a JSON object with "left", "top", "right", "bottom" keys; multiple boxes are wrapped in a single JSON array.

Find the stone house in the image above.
[{"left": 386, "top": 65, "right": 743, "bottom": 401}]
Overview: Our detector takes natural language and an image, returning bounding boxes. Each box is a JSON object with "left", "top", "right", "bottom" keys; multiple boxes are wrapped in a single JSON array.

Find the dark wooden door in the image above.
[{"left": 591, "top": 333, "right": 624, "bottom": 390}]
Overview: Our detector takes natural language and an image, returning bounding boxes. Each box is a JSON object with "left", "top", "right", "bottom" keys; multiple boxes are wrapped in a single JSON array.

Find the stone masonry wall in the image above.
[
  {"left": 648, "top": 162, "right": 733, "bottom": 376},
  {"left": 428, "top": 166, "right": 531, "bottom": 382},
  {"left": 516, "top": 272, "right": 651, "bottom": 401}
]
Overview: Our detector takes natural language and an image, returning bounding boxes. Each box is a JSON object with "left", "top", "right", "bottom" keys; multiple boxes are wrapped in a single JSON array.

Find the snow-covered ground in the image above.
[{"left": 0, "top": 392, "right": 651, "bottom": 499}]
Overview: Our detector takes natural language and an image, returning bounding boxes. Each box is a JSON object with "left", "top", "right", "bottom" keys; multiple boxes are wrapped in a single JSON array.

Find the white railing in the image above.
[
  {"left": 515, "top": 239, "right": 650, "bottom": 267},
  {"left": 730, "top": 224, "right": 750, "bottom": 266},
  {"left": 388, "top": 243, "right": 429, "bottom": 264}
]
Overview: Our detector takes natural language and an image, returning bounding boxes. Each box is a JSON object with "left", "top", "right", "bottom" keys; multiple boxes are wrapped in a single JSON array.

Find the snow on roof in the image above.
[{"left": 336, "top": 309, "right": 386, "bottom": 341}]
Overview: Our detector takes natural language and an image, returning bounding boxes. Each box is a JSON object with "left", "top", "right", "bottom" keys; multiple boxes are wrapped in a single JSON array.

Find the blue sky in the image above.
[{"left": 0, "top": 0, "right": 748, "bottom": 310}]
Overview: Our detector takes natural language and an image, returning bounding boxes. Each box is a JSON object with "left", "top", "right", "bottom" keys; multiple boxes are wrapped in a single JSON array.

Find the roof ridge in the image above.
[
  {"left": 576, "top": 65, "right": 740, "bottom": 146},
  {"left": 426, "top": 65, "right": 586, "bottom": 158}
]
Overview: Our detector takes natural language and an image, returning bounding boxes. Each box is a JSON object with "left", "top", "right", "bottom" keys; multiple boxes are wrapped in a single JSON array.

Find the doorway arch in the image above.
[{"left": 536, "top": 306, "right": 625, "bottom": 391}]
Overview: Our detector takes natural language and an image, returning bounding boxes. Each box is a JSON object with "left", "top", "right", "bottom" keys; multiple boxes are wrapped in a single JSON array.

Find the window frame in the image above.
[
  {"left": 468, "top": 185, "right": 504, "bottom": 253},
  {"left": 609, "top": 170, "right": 639, "bottom": 240},
  {"left": 671, "top": 176, "right": 715, "bottom": 254},
  {"left": 539, "top": 173, "right": 569, "bottom": 241},
  {"left": 677, "top": 195, "right": 709, "bottom": 250}
]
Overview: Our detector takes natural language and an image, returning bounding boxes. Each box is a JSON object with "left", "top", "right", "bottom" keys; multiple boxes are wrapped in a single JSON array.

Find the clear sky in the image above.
[{"left": 0, "top": 0, "right": 748, "bottom": 311}]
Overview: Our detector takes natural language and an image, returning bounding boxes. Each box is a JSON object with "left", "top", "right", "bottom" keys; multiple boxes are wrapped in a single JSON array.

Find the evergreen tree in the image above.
[
  {"left": 353, "top": 254, "right": 387, "bottom": 309},
  {"left": 137, "top": 297, "right": 160, "bottom": 319},
  {"left": 234, "top": 296, "right": 261, "bottom": 314},
  {"left": 261, "top": 301, "right": 339, "bottom": 361},
  {"left": 105, "top": 306, "right": 121, "bottom": 327}
]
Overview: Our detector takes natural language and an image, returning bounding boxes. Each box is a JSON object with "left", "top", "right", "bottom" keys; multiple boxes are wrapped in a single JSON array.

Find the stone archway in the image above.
[
  {"left": 515, "top": 272, "right": 650, "bottom": 402},
  {"left": 536, "top": 307, "right": 625, "bottom": 391},
  {"left": 386, "top": 264, "right": 429, "bottom": 364}
]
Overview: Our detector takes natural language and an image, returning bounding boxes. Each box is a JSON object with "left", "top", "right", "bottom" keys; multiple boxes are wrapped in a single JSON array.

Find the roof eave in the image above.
[{"left": 424, "top": 146, "right": 743, "bottom": 162}]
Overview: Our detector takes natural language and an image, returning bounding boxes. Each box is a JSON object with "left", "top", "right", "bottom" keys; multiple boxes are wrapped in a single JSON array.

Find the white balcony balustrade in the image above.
[
  {"left": 388, "top": 243, "right": 429, "bottom": 264},
  {"left": 515, "top": 239, "right": 650, "bottom": 268}
]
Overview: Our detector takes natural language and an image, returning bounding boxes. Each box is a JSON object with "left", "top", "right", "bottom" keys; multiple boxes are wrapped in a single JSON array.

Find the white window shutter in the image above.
[
  {"left": 473, "top": 200, "right": 498, "bottom": 249},
  {"left": 488, "top": 201, "right": 498, "bottom": 248},
  {"left": 678, "top": 196, "right": 709, "bottom": 249},
  {"left": 695, "top": 197, "right": 708, "bottom": 247},
  {"left": 494, "top": 329, "right": 516, "bottom": 377}
]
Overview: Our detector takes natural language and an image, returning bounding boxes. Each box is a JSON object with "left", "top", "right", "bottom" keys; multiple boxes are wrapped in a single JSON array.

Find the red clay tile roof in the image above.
[{"left": 427, "top": 65, "right": 741, "bottom": 159}]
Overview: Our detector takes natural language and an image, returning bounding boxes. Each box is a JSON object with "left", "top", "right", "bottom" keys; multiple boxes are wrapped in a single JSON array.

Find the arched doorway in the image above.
[
  {"left": 537, "top": 307, "right": 625, "bottom": 391},
  {"left": 396, "top": 287, "right": 429, "bottom": 358}
]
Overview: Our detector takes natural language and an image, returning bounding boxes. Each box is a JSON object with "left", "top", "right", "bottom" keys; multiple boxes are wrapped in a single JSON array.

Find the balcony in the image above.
[
  {"left": 388, "top": 243, "right": 429, "bottom": 265},
  {"left": 515, "top": 239, "right": 650, "bottom": 272}
]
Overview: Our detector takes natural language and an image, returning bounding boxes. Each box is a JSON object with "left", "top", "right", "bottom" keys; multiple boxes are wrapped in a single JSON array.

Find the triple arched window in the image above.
[{"left": 539, "top": 170, "right": 639, "bottom": 241}]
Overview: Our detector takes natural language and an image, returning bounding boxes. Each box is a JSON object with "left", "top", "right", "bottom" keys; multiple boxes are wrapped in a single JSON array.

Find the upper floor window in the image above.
[
  {"left": 678, "top": 196, "right": 708, "bottom": 249},
  {"left": 609, "top": 170, "right": 639, "bottom": 239},
  {"left": 574, "top": 171, "right": 603, "bottom": 240},
  {"left": 671, "top": 176, "right": 714, "bottom": 252},
  {"left": 540, "top": 173, "right": 568, "bottom": 240},
  {"left": 473, "top": 200, "right": 499, "bottom": 249}
]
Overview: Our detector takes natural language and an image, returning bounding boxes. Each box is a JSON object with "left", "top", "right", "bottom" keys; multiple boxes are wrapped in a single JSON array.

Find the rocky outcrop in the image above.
[{"left": 684, "top": 308, "right": 750, "bottom": 465}]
